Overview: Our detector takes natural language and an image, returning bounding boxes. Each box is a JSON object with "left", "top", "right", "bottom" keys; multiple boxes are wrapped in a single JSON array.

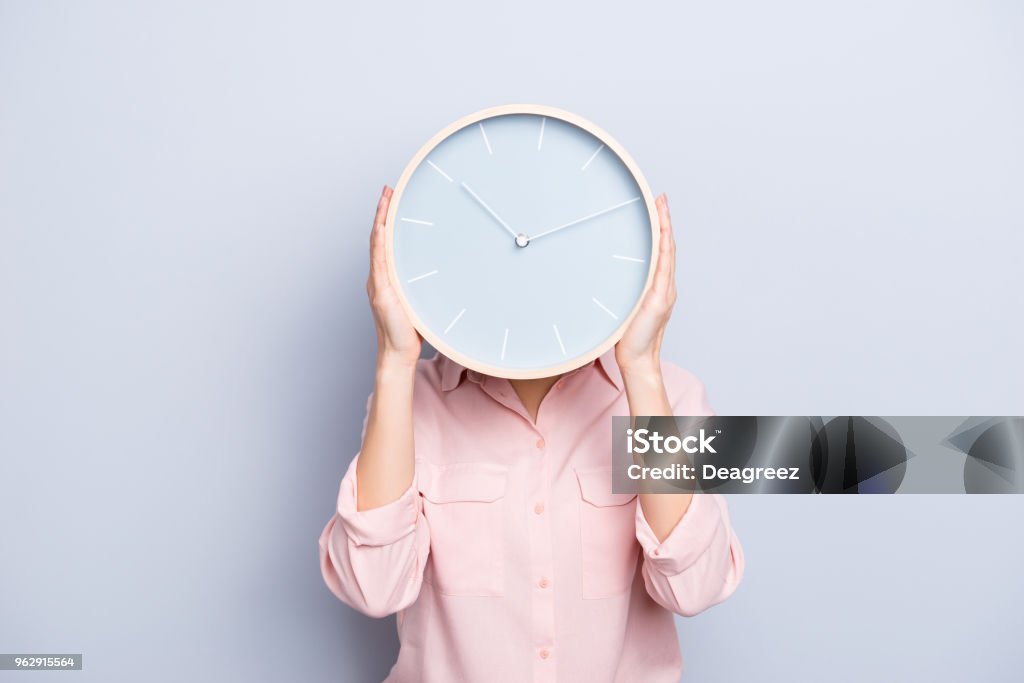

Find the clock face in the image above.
[{"left": 387, "top": 105, "right": 657, "bottom": 379}]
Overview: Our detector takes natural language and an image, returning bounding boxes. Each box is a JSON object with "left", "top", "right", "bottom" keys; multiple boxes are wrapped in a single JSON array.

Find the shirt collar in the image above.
[
  {"left": 595, "top": 348, "right": 623, "bottom": 390},
  {"left": 437, "top": 348, "right": 622, "bottom": 392},
  {"left": 438, "top": 352, "right": 472, "bottom": 391}
]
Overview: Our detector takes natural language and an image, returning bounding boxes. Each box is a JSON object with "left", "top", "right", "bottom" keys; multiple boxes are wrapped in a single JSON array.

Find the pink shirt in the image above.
[{"left": 319, "top": 350, "right": 744, "bottom": 682}]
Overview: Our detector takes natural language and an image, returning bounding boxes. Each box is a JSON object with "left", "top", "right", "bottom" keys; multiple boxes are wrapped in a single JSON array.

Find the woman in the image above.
[{"left": 319, "top": 186, "right": 744, "bottom": 682}]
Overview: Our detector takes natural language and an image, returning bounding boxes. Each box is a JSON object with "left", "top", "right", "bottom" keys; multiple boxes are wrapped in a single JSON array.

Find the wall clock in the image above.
[{"left": 385, "top": 104, "right": 658, "bottom": 380}]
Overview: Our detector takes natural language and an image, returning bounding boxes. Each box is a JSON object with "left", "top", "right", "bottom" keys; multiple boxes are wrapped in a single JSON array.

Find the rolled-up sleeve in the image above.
[
  {"left": 318, "top": 455, "right": 430, "bottom": 618},
  {"left": 635, "top": 493, "right": 744, "bottom": 616},
  {"left": 634, "top": 365, "right": 744, "bottom": 616}
]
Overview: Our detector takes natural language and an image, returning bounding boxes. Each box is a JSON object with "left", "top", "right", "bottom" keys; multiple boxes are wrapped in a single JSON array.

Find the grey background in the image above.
[{"left": 1, "top": 1, "right": 1022, "bottom": 681}]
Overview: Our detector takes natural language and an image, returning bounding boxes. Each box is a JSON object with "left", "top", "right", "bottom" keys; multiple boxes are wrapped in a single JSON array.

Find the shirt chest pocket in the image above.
[
  {"left": 575, "top": 466, "right": 640, "bottom": 600},
  {"left": 419, "top": 462, "right": 508, "bottom": 598}
]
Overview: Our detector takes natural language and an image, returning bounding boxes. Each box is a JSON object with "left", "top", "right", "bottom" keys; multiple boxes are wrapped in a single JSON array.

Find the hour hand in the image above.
[{"left": 460, "top": 182, "right": 520, "bottom": 240}]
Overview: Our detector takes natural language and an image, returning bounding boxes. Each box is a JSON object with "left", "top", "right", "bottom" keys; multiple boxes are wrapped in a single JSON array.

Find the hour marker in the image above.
[
  {"left": 552, "top": 324, "right": 566, "bottom": 357},
  {"left": 426, "top": 159, "right": 454, "bottom": 183},
  {"left": 501, "top": 328, "right": 509, "bottom": 360},
  {"left": 444, "top": 308, "right": 466, "bottom": 334},
  {"left": 580, "top": 144, "right": 605, "bottom": 171},
  {"left": 478, "top": 123, "right": 493, "bottom": 155},
  {"left": 400, "top": 217, "right": 434, "bottom": 226},
  {"left": 612, "top": 254, "right": 646, "bottom": 263},
  {"left": 537, "top": 117, "right": 546, "bottom": 151},
  {"left": 407, "top": 269, "right": 439, "bottom": 283},
  {"left": 592, "top": 297, "right": 619, "bottom": 320}
]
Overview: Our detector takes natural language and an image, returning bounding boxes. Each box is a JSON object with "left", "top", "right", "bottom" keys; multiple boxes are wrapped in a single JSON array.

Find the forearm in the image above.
[
  {"left": 621, "top": 361, "right": 693, "bottom": 542},
  {"left": 355, "top": 354, "right": 417, "bottom": 511}
]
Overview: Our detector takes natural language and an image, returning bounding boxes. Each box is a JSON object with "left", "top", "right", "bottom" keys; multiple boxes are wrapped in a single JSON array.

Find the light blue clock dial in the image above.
[{"left": 392, "top": 112, "right": 653, "bottom": 374}]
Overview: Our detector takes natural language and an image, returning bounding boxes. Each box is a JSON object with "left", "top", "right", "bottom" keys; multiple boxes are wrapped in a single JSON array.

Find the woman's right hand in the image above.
[
  {"left": 368, "top": 186, "right": 422, "bottom": 369},
  {"left": 357, "top": 186, "right": 420, "bottom": 511}
]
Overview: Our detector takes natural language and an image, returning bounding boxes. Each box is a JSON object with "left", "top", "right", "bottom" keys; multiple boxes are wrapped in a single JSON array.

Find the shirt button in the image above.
[
  {"left": 533, "top": 502, "right": 545, "bottom": 515},
  {"left": 538, "top": 577, "right": 550, "bottom": 589},
  {"left": 539, "top": 648, "right": 551, "bottom": 660},
  {"left": 535, "top": 438, "right": 545, "bottom": 449}
]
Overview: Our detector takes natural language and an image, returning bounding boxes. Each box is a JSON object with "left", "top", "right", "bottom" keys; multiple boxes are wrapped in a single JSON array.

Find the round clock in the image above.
[{"left": 384, "top": 104, "right": 658, "bottom": 380}]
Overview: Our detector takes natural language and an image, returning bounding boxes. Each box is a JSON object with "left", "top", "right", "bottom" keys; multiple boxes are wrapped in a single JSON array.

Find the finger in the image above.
[
  {"left": 652, "top": 194, "right": 673, "bottom": 296},
  {"left": 369, "top": 185, "right": 391, "bottom": 256},
  {"left": 659, "top": 194, "right": 676, "bottom": 281},
  {"left": 368, "top": 187, "right": 391, "bottom": 264},
  {"left": 370, "top": 222, "right": 388, "bottom": 290},
  {"left": 369, "top": 186, "right": 393, "bottom": 289},
  {"left": 659, "top": 195, "right": 677, "bottom": 304}
]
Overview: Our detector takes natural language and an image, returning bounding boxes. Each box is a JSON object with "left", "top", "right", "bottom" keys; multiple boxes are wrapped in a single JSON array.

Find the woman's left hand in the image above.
[{"left": 615, "top": 194, "right": 676, "bottom": 377}]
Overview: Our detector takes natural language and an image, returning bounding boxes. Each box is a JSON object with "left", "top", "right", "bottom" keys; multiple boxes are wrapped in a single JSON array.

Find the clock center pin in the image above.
[{"left": 515, "top": 233, "right": 530, "bottom": 248}]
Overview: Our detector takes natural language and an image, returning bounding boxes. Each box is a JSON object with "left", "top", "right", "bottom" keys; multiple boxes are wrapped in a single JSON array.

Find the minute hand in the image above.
[{"left": 529, "top": 196, "right": 642, "bottom": 242}]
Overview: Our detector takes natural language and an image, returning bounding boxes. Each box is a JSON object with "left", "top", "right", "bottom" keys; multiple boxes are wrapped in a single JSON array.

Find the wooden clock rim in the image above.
[{"left": 383, "top": 103, "right": 660, "bottom": 380}]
